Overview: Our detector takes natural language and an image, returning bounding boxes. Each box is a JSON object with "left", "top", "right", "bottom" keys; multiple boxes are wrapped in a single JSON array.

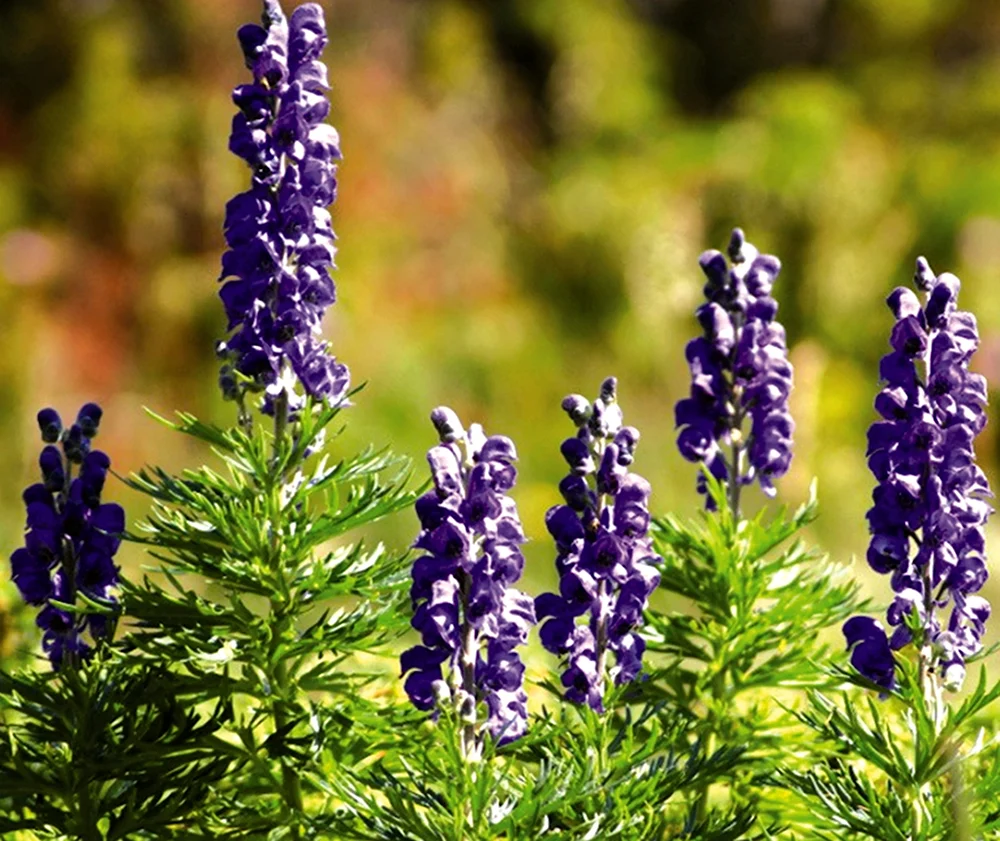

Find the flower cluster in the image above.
[
  {"left": 400, "top": 408, "right": 536, "bottom": 749},
  {"left": 675, "top": 228, "right": 794, "bottom": 506},
  {"left": 845, "top": 258, "right": 991, "bottom": 693},
  {"left": 536, "top": 378, "right": 661, "bottom": 711},
  {"left": 9, "top": 405, "right": 124, "bottom": 668},
  {"left": 217, "top": 0, "right": 349, "bottom": 417}
]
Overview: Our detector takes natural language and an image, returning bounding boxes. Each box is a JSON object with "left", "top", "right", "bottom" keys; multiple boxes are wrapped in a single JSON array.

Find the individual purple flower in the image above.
[
  {"left": 675, "top": 229, "right": 794, "bottom": 510},
  {"left": 9, "top": 405, "right": 123, "bottom": 669},
  {"left": 536, "top": 378, "right": 661, "bottom": 712},
  {"left": 400, "top": 408, "right": 535, "bottom": 755},
  {"left": 216, "top": 0, "right": 349, "bottom": 419},
  {"left": 843, "top": 616, "right": 896, "bottom": 693},
  {"left": 845, "top": 258, "right": 991, "bottom": 693}
]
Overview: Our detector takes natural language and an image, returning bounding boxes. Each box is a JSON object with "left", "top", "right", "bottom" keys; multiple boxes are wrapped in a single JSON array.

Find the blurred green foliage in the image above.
[{"left": 2, "top": 0, "right": 1000, "bottom": 661}]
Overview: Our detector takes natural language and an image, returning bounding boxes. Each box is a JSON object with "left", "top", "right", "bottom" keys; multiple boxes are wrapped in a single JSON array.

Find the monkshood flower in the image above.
[
  {"left": 9, "top": 405, "right": 124, "bottom": 669},
  {"left": 675, "top": 228, "right": 794, "bottom": 509},
  {"left": 216, "top": 0, "right": 349, "bottom": 417},
  {"left": 400, "top": 408, "right": 536, "bottom": 755},
  {"left": 845, "top": 258, "right": 991, "bottom": 694},
  {"left": 536, "top": 377, "right": 661, "bottom": 712}
]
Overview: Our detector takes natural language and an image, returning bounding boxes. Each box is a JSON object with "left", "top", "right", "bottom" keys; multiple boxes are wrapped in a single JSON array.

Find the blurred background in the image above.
[{"left": 2, "top": 0, "right": 1000, "bottom": 660}]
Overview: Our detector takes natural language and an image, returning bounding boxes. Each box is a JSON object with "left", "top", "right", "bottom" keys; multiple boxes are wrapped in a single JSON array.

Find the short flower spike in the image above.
[
  {"left": 675, "top": 229, "right": 794, "bottom": 509},
  {"left": 401, "top": 409, "right": 535, "bottom": 753},
  {"left": 537, "top": 378, "right": 661, "bottom": 711},
  {"left": 10, "top": 404, "right": 123, "bottom": 669}
]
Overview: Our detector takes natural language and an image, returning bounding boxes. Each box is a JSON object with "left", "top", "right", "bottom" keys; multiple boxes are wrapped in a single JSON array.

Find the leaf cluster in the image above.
[
  {"left": 0, "top": 652, "right": 230, "bottom": 840},
  {"left": 331, "top": 699, "right": 764, "bottom": 841},
  {"left": 116, "top": 404, "right": 418, "bottom": 835},
  {"left": 784, "top": 661, "right": 1000, "bottom": 840},
  {"left": 642, "top": 478, "right": 867, "bottom": 817}
]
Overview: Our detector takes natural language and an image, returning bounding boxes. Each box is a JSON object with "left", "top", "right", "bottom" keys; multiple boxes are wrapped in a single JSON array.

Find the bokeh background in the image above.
[{"left": 2, "top": 0, "right": 1000, "bottom": 660}]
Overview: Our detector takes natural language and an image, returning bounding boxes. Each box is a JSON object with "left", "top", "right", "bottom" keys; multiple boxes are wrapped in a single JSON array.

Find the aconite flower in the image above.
[
  {"left": 536, "top": 378, "right": 661, "bottom": 711},
  {"left": 217, "top": 0, "right": 348, "bottom": 418},
  {"left": 675, "top": 228, "right": 794, "bottom": 509},
  {"left": 401, "top": 408, "right": 535, "bottom": 752},
  {"left": 845, "top": 258, "right": 991, "bottom": 693},
  {"left": 10, "top": 404, "right": 123, "bottom": 668}
]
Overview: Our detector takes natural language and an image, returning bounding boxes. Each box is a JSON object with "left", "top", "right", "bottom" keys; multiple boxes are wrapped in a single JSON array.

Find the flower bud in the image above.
[
  {"left": 727, "top": 227, "right": 746, "bottom": 263},
  {"left": 561, "top": 394, "right": 591, "bottom": 427},
  {"left": 39, "top": 446, "right": 65, "bottom": 492},
  {"left": 75, "top": 403, "right": 103, "bottom": 439},
  {"left": 36, "top": 408, "right": 62, "bottom": 443},
  {"left": 913, "top": 255, "right": 935, "bottom": 291},
  {"left": 63, "top": 425, "right": 90, "bottom": 464},
  {"left": 430, "top": 406, "right": 465, "bottom": 443},
  {"left": 431, "top": 679, "right": 451, "bottom": 707},
  {"left": 457, "top": 690, "right": 477, "bottom": 724}
]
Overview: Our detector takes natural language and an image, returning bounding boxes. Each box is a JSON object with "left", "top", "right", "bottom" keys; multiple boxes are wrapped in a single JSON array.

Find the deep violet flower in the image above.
[
  {"left": 216, "top": 0, "right": 349, "bottom": 418},
  {"left": 536, "top": 378, "right": 661, "bottom": 712},
  {"left": 9, "top": 405, "right": 123, "bottom": 669},
  {"left": 675, "top": 228, "right": 794, "bottom": 510},
  {"left": 845, "top": 258, "right": 991, "bottom": 693},
  {"left": 400, "top": 408, "right": 535, "bottom": 755}
]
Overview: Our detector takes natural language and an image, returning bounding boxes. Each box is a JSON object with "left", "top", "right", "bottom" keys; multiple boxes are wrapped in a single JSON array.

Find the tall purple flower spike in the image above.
[
  {"left": 9, "top": 404, "right": 124, "bottom": 669},
  {"left": 217, "top": 0, "right": 349, "bottom": 418},
  {"left": 675, "top": 229, "right": 794, "bottom": 510},
  {"left": 536, "top": 378, "right": 661, "bottom": 712},
  {"left": 400, "top": 408, "right": 536, "bottom": 753},
  {"left": 845, "top": 258, "right": 991, "bottom": 694}
]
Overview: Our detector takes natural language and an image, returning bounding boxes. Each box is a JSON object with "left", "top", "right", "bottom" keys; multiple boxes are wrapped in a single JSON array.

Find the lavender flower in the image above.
[
  {"left": 400, "top": 408, "right": 536, "bottom": 754},
  {"left": 536, "top": 378, "right": 661, "bottom": 712},
  {"left": 9, "top": 405, "right": 124, "bottom": 668},
  {"left": 217, "top": 0, "right": 349, "bottom": 417},
  {"left": 675, "top": 229, "right": 794, "bottom": 509},
  {"left": 845, "top": 258, "right": 991, "bottom": 693}
]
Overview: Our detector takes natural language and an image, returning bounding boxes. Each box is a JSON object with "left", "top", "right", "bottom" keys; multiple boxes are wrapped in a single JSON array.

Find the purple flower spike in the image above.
[
  {"left": 846, "top": 258, "right": 992, "bottom": 693},
  {"left": 9, "top": 404, "right": 123, "bottom": 669},
  {"left": 675, "top": 229, "right": 794, "bottom": 509},
  {"left": 537, "top": 378, "right": 661, "bottom": 712},
  {"left": 401, "top": 409, "right": 535, "bottom": 754},
  {"left": 217, "top": 1, "right": 348, "bottom": 418}
]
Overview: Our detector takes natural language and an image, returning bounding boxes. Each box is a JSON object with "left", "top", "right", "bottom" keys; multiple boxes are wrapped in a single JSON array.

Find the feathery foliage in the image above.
[
  {"left": 120, "top": 400, "right": 416, "bottom": 836},
  {"left": 644, "top": 475, "right": 867, "bottom": 823}
]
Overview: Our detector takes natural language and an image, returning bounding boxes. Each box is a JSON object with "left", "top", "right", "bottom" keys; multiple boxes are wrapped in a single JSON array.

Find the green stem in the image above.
[
  {"left": 698, "top": 421, "right": 743, "bottom": 822},
  {"left": 74, "top": 768, "right": 101, "bottom": 841},
  {"left": 272, "top": 652, "right": 304, "bottom": 817},
  {"left": 269, "top": 388, "right": 304, "bottom": 832},
  {"left": 728, "top": 438, "right": 742, "bottom": 522},
  {"left": 910, "top": 780, "right": 932, "bottom": 841},
  {"left": 946, "top": 740, "right": 972, "bottom": 841},
  {"left": 695, "top": 665, "right": 727, "bottom": 822}
]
